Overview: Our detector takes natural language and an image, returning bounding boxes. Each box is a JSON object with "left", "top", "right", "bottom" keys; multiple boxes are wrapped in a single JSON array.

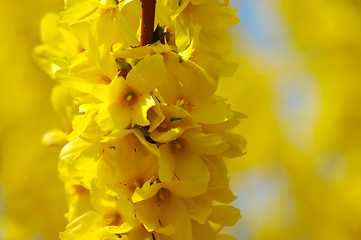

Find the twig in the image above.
[{"left": 140, "top": 0, "right": 156, "bottom": 46}]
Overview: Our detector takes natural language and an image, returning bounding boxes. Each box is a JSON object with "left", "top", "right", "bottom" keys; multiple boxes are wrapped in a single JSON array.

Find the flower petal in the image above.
[
  {"left": 132, "top": 180, "right": 164, "bottom": 203},
  {"left": 191, "top": 221, "right": 217, "bottom": 240},
  {"left": 183, "top": 130, "right": 229, "bottom": 155},
  {"left": 165, "top": 180, "right": 208, "bottom": 199},
  {"left": 108, "top": 102, "right": 132, "bottom": 129},
  {"left": 134, "top": 198, "right": 161, "bottom": 232},
  {"left": 190, "top": 101, "right": 234, "bottom": 124},
  {"left": 108, "top": 77, "right": 126, "bottom": 103},
  {"left": 127, "top": 54, "right": 166, "bottom": 93},
  {"left": 174, "top": 153, "right": 210, "bottom": 184},
  {"left": 160, "top": 197, "right": 191, "bottom": 240},
  {"left": 131, "top": 94, "right": 155, "bottom": 126},
  {"left": 151, "top": 127, "right": 184, "bottom": 143},
  {"left": 60, "top": 211, "right": 102, "bottom": 237},
  {"left": 183, "top": 194, "right": 212, "bottom": 224},
  {"left": 147, "top": 103, "right": 165, "bottom": 132},
  {"left": 208, "top": 205, "right": 241, "bottom": 226},
  {"left": 159, "top": 145, "right": 176, "bottom": 182}
]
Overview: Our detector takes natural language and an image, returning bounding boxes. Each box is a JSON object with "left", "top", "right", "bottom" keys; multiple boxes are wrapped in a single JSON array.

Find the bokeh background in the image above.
[{"left": 1, "top": 0, "right": 361, "bottom": 239}]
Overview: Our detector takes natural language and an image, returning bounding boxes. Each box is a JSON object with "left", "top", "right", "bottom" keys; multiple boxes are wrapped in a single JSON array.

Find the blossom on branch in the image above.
[{"left": 35, "top": 0, "right": 245, "bottom": 239}]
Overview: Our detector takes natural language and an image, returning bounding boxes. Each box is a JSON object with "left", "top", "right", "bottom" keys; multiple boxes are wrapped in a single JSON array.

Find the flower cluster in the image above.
[{"left": 35, "top": 0, "right": 245, "bottom": 239}]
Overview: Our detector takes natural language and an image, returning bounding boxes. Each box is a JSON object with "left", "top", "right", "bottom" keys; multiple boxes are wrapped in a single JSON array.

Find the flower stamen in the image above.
[
  {"left": 120, "top": 87, "right": 139, "bottom": 107},
  {"left": 156, "top": 188, "right": 171, "bottom": 201},
  {"left": 169, "top": 139, "right": 187, "bottom": 155}
]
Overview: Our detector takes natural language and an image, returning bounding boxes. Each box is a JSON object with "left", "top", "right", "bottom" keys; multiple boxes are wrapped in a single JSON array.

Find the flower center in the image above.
[
  {"left": 73, "top": 185, "right": 89, "bottom": 195},
  {"left": 157, "top": 188, "right": 171, "bottom": 201},
  {"left": 120, "top": 87, "right": 139, "bottom": 107},
  {"left": 175, "top": 97, "right": 193, "bottom": 110},
  {"left": 123, "top": 176, "right": 145, "bottom": 192},
  {"left": 169, "top": 138, "right": 187, "bottom": 155},
  {"left": 103, "top": 210, "right": 122, "bottom": 226}
]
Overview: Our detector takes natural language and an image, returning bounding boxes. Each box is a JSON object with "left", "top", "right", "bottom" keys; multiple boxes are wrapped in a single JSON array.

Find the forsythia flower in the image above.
[{"left": 34, "top": 0, "right": 245, "bottom": 239}]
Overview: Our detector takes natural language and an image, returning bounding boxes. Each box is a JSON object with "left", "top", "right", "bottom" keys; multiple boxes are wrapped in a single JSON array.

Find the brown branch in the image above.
[{"left": 140, "top": 0, "right": 156, "bottom": 46}]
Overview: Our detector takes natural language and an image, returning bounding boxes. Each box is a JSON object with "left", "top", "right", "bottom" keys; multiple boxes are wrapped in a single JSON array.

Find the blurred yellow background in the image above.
[
  {"left": 0, "top": 1, "right": 66, "bottom": 239},
  {"left": 1, "top": 0, "right": 361, "bottom": 239}
]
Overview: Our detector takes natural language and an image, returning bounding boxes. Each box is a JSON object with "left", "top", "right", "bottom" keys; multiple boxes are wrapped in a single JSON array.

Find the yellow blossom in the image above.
[{"left": 34, "top": 0, "right": 244, "bottom": 239}]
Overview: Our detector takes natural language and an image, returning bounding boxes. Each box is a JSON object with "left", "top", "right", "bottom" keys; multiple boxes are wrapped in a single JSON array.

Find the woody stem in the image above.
[{"left": 140, "top": 0, "right": 156, "bottom": 46}]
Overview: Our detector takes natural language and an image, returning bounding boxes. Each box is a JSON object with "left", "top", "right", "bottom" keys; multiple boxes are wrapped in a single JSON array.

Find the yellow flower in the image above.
[
  {"left": 34, "top": 12, "right": 81, "bottom": 79},
  {"left": 60, "top": 184, "right": 139, "bottom": 239},
  {"left": 95, "top": 131, "right": 159, "bottom": 199},
  {"left": 96, "top": 54, "right": 166, "bottom": 131},
  {"left": 149, "top": 105, "right": 196, "bottom": 143},
  {"left": 64, "top": 183, "right": 93, "bottom": 222},
  {"left": 158, "top": 128, "right": 227, "bottom": 183},
  {"left": 158, "top": 52, "right": 235, "bottom": 124},
  {"left": 60, "top": 0, "right": 140, "bottom": 49},
  {"left": 132, "top": 181, "right": 193, "bottom": 239}
]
